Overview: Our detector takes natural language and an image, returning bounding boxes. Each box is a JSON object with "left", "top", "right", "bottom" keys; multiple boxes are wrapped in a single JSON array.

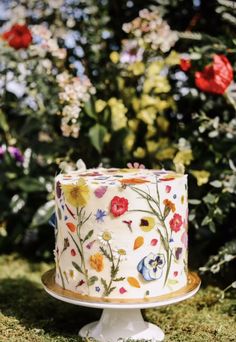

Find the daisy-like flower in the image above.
[
  {"left": 61, "top": 178, "right": 90, "bottom": 207},
  {"left": 98, "top": 230, "right": 112, "bottom": 245},
  {"left": 113, "top": 248, "right": 127, "bottom": 261}
]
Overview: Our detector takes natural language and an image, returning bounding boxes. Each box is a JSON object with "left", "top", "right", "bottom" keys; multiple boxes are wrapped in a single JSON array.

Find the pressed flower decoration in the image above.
[
  {"left": 138, "top": 253, "right": 166, "bottom": 281},
  {"left": 62, "top": 178, "right": 90, "bottom": 207},
  {"left": 110, "top": 196, "right": 129, "bottom": 217}
]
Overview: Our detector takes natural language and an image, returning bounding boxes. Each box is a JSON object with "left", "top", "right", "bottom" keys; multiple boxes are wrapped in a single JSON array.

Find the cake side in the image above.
[{"left": 54, "top": 168, "right": 188, "bottom": 299}]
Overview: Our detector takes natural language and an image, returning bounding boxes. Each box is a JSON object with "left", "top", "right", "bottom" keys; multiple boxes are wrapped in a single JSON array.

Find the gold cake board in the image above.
[{"left": 41, "top": 268, "right": 201, "bottom": 307}]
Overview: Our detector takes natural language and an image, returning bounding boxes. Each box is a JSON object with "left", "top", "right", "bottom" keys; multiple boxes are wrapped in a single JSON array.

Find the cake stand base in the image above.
[
  {"left": 79, "top": 308, "right": 164, "bottom": 341},
  {"left": 42, "top": 269, "right": 200, "bottom": 342}
]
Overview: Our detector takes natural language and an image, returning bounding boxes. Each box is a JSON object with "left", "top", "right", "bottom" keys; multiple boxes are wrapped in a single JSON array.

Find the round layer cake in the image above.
[{"left": 54, "top": 168, "right": 188, "bottom": 300}]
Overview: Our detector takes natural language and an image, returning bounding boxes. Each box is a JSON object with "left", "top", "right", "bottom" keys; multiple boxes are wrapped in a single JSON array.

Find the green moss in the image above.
[{"left": 0, "top": 254, "right": 235, "bottom": 341}]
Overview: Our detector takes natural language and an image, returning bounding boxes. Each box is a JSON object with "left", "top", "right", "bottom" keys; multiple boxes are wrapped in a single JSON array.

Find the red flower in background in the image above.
[
  {"left": 195, "top": 54, "right": 233, "bottom": 95},
  {"left": 2, "top": 24, "right": 32, "bottom": 49},
  {"left": 169, "top": 213, "right": 183, "bottom": 233},
  {"left": 110, "top": 196, "right": 129, "bottom": 217},
  {"left": 180, "top": 58, "right": 191, "bottom": 72}
]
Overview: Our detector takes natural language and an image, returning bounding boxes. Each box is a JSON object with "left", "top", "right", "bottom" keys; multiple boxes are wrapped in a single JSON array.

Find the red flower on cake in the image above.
[
  {"left": 180, "top": 58, "right": 191, "bottom": 72},
  {"left": 2, "top": 24, "right": 32, "bottom": 49},
  {"left": 195, "top": 54, "right": 233, "bottom": 95},
  {"left": 110, "top": 196, "right": 129, "bottom": 217},
  {"left": 169, "top": 213, "right": 183, "bottom": 233}
]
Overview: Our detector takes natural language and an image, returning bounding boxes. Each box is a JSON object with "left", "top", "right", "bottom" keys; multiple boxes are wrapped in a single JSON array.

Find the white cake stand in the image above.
[{"left": 41, "top": 269, "right": 201, "bottom": 342}]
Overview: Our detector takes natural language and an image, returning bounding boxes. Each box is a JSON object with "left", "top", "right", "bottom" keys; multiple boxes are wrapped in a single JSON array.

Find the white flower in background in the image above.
[
  {"left": 57, "top": 72, "right": 95, "bottom": 138},
  {"left": 120, "top": 39, "right": 144, "bottom": 64}
]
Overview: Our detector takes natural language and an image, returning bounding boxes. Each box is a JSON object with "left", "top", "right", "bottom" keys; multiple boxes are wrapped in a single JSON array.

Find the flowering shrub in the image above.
[{"left": 0, "top": 0, "right": 235, "bottom": 289}]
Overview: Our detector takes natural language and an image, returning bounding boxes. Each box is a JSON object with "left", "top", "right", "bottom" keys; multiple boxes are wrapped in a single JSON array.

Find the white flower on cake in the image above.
[
  {"left": 113, "top": 248, "right": 127, "bottom": 261},
  {"left": 98, "top": 230, "right": 112, "bottom": 245}
]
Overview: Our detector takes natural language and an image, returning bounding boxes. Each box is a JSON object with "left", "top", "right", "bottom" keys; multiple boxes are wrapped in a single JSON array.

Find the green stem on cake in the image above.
[
  {"left": 75, "top": 207, "right": 90, "bottom": 293},
  {"left": 101, "top": 242, "right": 122, "bottom": 297}
]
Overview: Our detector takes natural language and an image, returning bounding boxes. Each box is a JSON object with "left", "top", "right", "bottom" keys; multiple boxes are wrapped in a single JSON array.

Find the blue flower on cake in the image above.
[
  {"left": 137, "top": 253, "right": 165, "bottom": 281},
  {"left": 95, "top": 209, "right": 107, "bottom": 222}
]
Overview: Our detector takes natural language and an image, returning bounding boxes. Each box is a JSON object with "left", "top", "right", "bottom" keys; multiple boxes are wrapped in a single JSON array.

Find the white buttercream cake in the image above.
[{"left": 54, "top": 168, "right": 188, "bottom": 300}]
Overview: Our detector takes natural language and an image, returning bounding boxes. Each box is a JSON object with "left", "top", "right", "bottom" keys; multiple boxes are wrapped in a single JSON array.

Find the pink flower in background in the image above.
[{"left": 127, "top": 162, "right": 145, "bottom": 169}]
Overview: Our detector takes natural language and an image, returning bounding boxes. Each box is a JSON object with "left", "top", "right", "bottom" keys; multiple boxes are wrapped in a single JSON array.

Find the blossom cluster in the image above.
[
  {"left": 122, "top": 8, "right": 178, "bottom": 53},
  {"left": 57, "top": 72, "right": 95, "bottom": 138}
]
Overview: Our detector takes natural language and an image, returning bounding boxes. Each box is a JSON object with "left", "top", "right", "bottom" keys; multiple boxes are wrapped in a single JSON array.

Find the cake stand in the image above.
[{"left": 42, "top": 269, "right": 200, "bottom": 342}]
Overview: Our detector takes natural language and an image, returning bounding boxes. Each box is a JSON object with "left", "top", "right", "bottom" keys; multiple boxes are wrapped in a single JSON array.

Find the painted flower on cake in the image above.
[
  {"left": 169, "top": 213, "right": 183, "bottom": 232},
  {"left": 137, "top": 253, "right": 165, "bottom": 281},
  {"left": 89, "top": 253, "right": 104, "bottom": 272},
  {"left": 113, "top": 248, "right": 127, "bottom": 261},
  {"left": 139, "top": 216, "right": 155, "bottom": 232},
  {"left": 95, "top": 209, "right": 107, "bottom": 223},
  {"left": 163, "top": 199, "right": 176, "bottom": 213},
  {"left": 98, "top": 230, "right": 112, "bottom": 245},
  {"left": 110, "top": 196, "right": 129, "bottom": 217},
  {"left": 62, "top": 178, "right": 90, "bottom": 207}
]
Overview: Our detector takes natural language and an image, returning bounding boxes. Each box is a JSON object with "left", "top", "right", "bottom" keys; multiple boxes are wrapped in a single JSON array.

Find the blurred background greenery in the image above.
[{"left": 0, "top": 0, "right": 235, "bottom": 294}]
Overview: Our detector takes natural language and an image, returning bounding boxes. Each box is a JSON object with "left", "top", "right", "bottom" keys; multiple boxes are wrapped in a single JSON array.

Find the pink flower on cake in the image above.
[
  {"left": 169, "top": 213, "right": 183, "bottom": 233},
  {"left": 110, "top": 196, "right": 129, "bottom": 217}
]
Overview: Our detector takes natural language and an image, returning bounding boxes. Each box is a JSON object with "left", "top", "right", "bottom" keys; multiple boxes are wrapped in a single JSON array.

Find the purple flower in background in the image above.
[
  {"left": 8, "top": 146, "right": 24, "bottom": 164},
  {"left": 0, "top": 146, "right": 5, "bottom": 160}
]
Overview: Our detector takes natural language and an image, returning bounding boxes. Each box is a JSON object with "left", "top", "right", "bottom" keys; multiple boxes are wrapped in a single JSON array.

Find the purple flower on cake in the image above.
[
  {"left": 137, "top": 253, "right": 165, "bottom": 281},
  {"left": 95, "top": 209, "right": 107, "bottom": 223}
]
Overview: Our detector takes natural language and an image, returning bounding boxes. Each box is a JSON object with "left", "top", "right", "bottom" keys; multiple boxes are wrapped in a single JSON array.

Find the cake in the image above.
[{"left": 54, "top": 168, "right": 188, "bottom": 300}]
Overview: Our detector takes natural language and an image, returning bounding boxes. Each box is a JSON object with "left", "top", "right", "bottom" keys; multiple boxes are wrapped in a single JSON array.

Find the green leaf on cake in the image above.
[
  {"left": 72, "top": 262, "right": 83, "bottom": 274},
  {"left": 101, "top": 277, "right": 109, "bottom": 294},
  {"left": 88, "top": 123, "right": 107, "bottom": 154},
  {"left": 83, "top": 229, "right": 94, "bottom": 242},
  {"left": 113, "top": 277, "right": 125, "bottom": 282},
  {"left": 88, "top": 276, "right": 98, "bottom": 286}
]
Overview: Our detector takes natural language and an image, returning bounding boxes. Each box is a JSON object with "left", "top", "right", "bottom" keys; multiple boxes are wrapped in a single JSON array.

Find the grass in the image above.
[{"left": 0, "top": 254, "right": 235, "bottom": 342}]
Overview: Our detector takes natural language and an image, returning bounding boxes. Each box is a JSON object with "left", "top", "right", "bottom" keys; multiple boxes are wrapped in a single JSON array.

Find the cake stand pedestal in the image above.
[{"left": 42, "top": 269, "right": 200, "bottom": 342}]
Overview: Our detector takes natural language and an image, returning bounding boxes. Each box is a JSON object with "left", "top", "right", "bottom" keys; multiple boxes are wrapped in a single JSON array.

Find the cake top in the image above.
[{"left": 56, "top": 168, "right": 186, "bottom": 186}]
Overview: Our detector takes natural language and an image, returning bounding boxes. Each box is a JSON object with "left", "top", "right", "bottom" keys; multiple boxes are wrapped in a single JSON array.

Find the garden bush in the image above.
[{"left": 0, "top": 0, "right": 235, "bottom": 291}]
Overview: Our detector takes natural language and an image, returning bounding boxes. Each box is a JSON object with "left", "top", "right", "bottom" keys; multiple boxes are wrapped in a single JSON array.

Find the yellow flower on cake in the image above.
[
  {"left": 61, "top": 178, "right": 90, "bottom": 207},
  {"left": 89, "top": 253, "right": 104, "bottom": 272}
]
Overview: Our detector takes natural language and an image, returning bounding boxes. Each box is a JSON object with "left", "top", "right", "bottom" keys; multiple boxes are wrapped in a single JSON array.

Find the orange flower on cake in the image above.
[
  {"left": 89, "top": 253, "right": 104, "bottom": 272},
  {"left": 195, "top": 54, "right": 233, "bottom": 95}
]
